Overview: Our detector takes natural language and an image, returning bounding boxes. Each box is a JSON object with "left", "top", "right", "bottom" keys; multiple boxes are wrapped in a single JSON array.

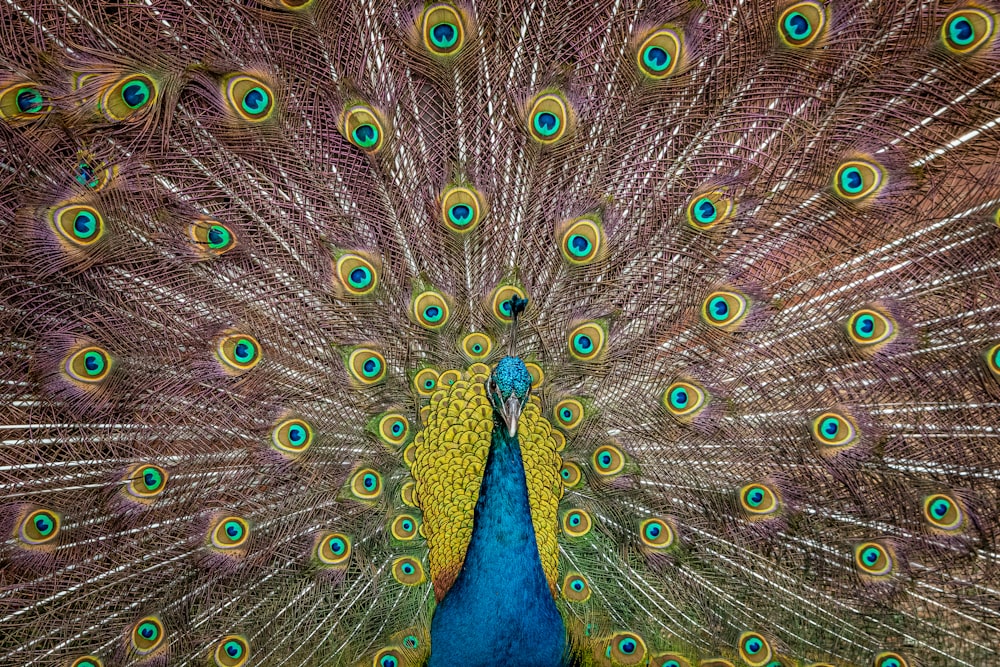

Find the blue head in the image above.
[{"left": 487, "top": 356, "right": 532, "bottom": 437}]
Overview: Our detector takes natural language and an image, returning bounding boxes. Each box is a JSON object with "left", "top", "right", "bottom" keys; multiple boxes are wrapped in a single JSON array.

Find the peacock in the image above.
[{"left": 2, "top": 0, "right": 1000, "bottom": 665}]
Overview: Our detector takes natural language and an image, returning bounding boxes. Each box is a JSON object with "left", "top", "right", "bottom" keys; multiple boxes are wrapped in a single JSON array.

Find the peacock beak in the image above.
[{"left": 500, "top": 395, "right": 523, "bottom": 437}]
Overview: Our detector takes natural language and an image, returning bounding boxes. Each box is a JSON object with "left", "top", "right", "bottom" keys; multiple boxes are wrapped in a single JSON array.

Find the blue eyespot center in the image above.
[
  {"left": 402, "top": 563, "right": 414, "bottom": 574},
  {"left": 242, "top": 87, "right": 269, "bottom": 115},
  {"left": 403, "top": 635, "right": 419, "bottom": 649},
  {"left": 569, "top": 513, "right": 581, "bottom": 526},
  {"left": 353, "top": 123, "right": 378, "bottom": 147},
  {"left": 362, "top": 358, "right": 380, "bottom": 376},
  {"left": 855, "top": 314, "right": 875, "bottom": 337},
  {"left": 84, "top": 351, "right": 104, "bottom": 374},
  {"left": 696, "top": 198, "right": 717, "bottom": 222},
  {"left": 821, "top": 417, "right": 839, "bottom": 438},
  {"left": 646, "top": 523, "right": 661, "bottom": 539},
  {"left": 670, "top": 387, "right": 689, "bottom": 408},
  {"left": 363, "top": 473, "right": 376, "bottom": 489},
  {"left": 74, "top": 211, "right": 97, "bottom": 238},
  {"left": 329, "top": 538, "right": 345, "bottom": 554},
  {"left": 709, "top": 296, "right": 729, "bottom": 320},
  {"left": 16, "top": 87, "right": 43, "bottom": 113},
  {"left": 423, "top": 305, "right": 442, "bottom": 322},
  {"left": 75, "top": 163, "right": 98, "bottom": 188},
  {"left": 574, "top": 334, "right": 593, "bottom": 351},
  {"left": 138, "top": 622, "right": 157, "bottom": 640},
  {"left": 122, "top": 81, "right": 150, "bottom": 109},
  {"left": 534, "top": 111, "right": 560, "bottom": 136},
  {"left": 643, "top": 45, "right": 671, "bottom": 71},
  {"left": 449, "top": 203, "right": 472, "bottom": 224},
  {"left": 569, "top": 234, "right": 591, "bottom": 256},
  {"left": 600, "top": 454, "right": 612, "bottom": 466},
  {"left": 841, "top": 167, "right": 863, "bottom": 193},
  {"left": 225, "top": 641, "right": 243, "bottom": 658},
  {"left": 391, "top": 421, "right": 403, "bottom": 435},
  {"left": 931, "top": 499, "right": 950, "bottom": 517},
  {"left": 234, "top": 340, "right": 254, "bottom": 362},
  {"left": 349, "top": 267, "right": 371, "bottom": 287},
  {"left": 431, "top": 22, "right": 458, "bottom": 48},
  {"left": 226, "top": 522, "right": 242, "bottom": 539},
  {"left": 746, "top": 638, "right": 762, "bottom": 654},
  {"left": 207, "top": 225, "right": 229, "bottom": 248},
  {"left": 863, "top": 547, "right": 880, "bottom": 564},
  {"left": 748, "top": 489, "right": 764, "bottom": 506},
  {"left": 618, "top": 639, "right": 636, "bottom": 654},
  {"left": 785, "top": 11, "right": 812, "bottom": 39},
  {"left": 34, "top": 515, "right": 53, "bottom": 534},
  {"left": 950, "top": 17, "right": 974, "bottom": 45}
]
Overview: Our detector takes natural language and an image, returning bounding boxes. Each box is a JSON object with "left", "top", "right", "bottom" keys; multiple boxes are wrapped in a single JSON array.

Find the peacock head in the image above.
[{"left": 487, "top": 355, "right": 532, "bottom": 437}]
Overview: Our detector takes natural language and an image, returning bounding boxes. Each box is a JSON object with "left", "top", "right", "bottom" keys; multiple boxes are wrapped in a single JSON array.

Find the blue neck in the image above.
[{"left": 428, "top": 424, "right": 567, "bottom": 667}]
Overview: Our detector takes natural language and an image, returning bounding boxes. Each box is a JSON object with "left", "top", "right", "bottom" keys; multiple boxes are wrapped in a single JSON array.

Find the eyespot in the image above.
[
  {"left": 942, "top": 9, "right": 995, "bottom": 54},
  {"left": 132, "top": 616, "right": 165, "bottom": 655},
  {"left": 216, "top": 333, "right": 262, "bottom": 374},
  {"left": 52, "top": 204, "right": 105, "bottom": 247},
  {"left": 347, "top": 347, "right": 387, "bottom": 385},
  {"left": 527, "top": 92, "right": 571, "bottom": 144},
  {"left": 491, "top": 284, "right": 528, "bottom": 323},
  {"left": 663, "top": 380, "right": 707, "bottom": 420},
  {"left": 413, "top": 367, "right": 439, "bottom": 396},
  {"left": 778, "top": 2, "right": 827, "bottom": 47},
  {"left": 343, "top": 104, "right": 386, "bottom": 152},
  {"left": 70, "top": 657, "right": 104, "bottom": 667},
  {"left": 0, "top": 81, "right": 48, "bottom": 121},
  {"left": 855, "top": 542, "right": 893, "bottom": 576},
  {"left": 462, "top": 332, "right": 493, "bottom": 360},
  {"left": 421, "top": 3, "right": 465, "bottom": 55},
  {"left": 553, "top": 398, "right": 584, "bottom": 430},
  {"left": 400, "top": 481, "right": 417, "bottom": 507},
  {"left": 19, "top": 509, "right": 60, "bottom": 545},
  {"left": 73, "top": 157, "right": 115, "bottom": 191},
  {"left": 561, "top": 572, "right": 591, "bottom": 602},
  {"left": 640, "top": 517, "right": 674, "bottom": 549},
  {"left": 562, "top": 509, "right": 592, "bottom": 537},
  {"left": 316, "top": 532, "right": 352, "bottom": 565},
  {"left": 568, "top": 322, "right": 605, "bottom": 361},
  {"left": 413, "top": 290, "right": 450, "bottom": 330},
  {"left": 811, "top": 411, "right": 858, "bottom": 450},
  {"left": 847, "top": 308, "right": 895, "bottom": 347},
  {"left": 984, "top": 343, "right": 1000, "bottom": 377},
  {"left": 211, "top": 517, "right": 250, "bottom": 550},
  {"left": 559, "top": 216, "right": 603, "bottom": 265},
  {"left": 335, "top": 253, "right": 379, "bottom": 296},
  {"left": 351, "top": 468, "right": 382, "bottom": 500},
  {"left": 592, "top": 443, "right": 625, "bottom": 476},
  {"left": 686, "top": 191, "right": 735, "bottom": 230},
  {"left": 440, "top": 184, "right": 484, "bottom": 233},
  {"left": 438, "top": 369, "right": 460, "bottom": 388},
  {"left": 740, "top": 483, "right": 780, "bottom": 517},
  {"left": 701, "top": 291, "right": 748, "bottom": 329},
  {"left": 189, "top": 219, "right": 237, "bottom": 255},
  {"left": 125, "top": 465, "right": 168, "bottom": 500},
  {"left": 392, "top": 556, "right": 425, "bottom": 585},
  {"left": 391, "top": 514, "right": 419, "bottom": 541},
  {"left": 650, "top": 655, "right": 691, "bottom": 667},
  {"left": 271, "top": 418, "right": 313, "bottom": 455},
  {"left": 223, "top": 74, "right": 274, "bottom": 122},
  {"left": 738, "top": 632, "right": 772, "bottom": 666},
  {"left": 214, "top": 636, "right": 249, "bottom": 667},
  {"left": 833, "top": 158, "right": 885, "bottom": 201},
  {"left": 525, "top": 362, "right": 544, "bottom": 388},
  {"left": 378, "top": 413, "right": 410, "bottom": 447},
  {"left": 874, "top": 651, "right": 909, "bottom": 667},
  {"left": 550, "top": 429, "right": 566, "bottom": 453},
  {"left": 923, "top": 493, "right": 964, "bottom": 531},
  {"left": 99, "top": 74, "right": 157, "bottom": 121},
  {"left": 373, "top": 648, "right": 405, "bottom": 667},
  {"left": 560, "top": 461, "right": 582, "bottom": 488},
  {"left": 637, "top": 27, "right": 682, "bottom": 79},
  {"left": 609, "top": 632, "right": 646, "bottom": 665},
  {"left": 65, "top": 346, "right": 112, "bottom": 384}
]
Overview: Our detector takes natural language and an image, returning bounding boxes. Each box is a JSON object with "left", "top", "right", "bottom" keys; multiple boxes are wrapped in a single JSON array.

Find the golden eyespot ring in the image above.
[
  {"left": 402, "top": 442, "right": 417, "bottom": 468},
  {"left": 223, "top": 74, "right": 274, "bottom": 122},
  {"left": 336, "top": 253, "right": 379, "bottom": 296},
  {"left": 923, "top": 493, "right": 964, "bottom": 531},
  {"left": 131, "top": 616, "right": 165, "bottom": 655},
  {"left": 592, "top": 443, "right": 625, "bottom": 476},
  {"left": 778, "top": 2, "right": 827, "bottom": 48},
  {"left": 422, "top": 3, "right": 465, "bottom": 56},
  {"left": 855, "top": 542, "right": 893, "bottom": 576},
  {"left": 550, "top": 429, "right": 566, "bottom": 453},
  {"left": 211, "top": 516, "right": 250, "bottom": 549},
  {"left": 392, "top": 556, "right": 425, "bottom": 585},
  {"left": 527, "top": 92, "right": 571, "bottom": 144},
  {"left": 462, "top": 332, "right": 493, "bottom": 360},
  {"left": 64, "top": 346, "right": 112, "bottom": 384},
  {"left": 316, "top": 532, "right": 351, "bottom": 565},
  {"left": 19, "top": 509, "right": 60, "bottom": 545},
  {"left": 553, "top": 398, "right": 584, "bottom": 431},
  {"left": 562, "top": 572, "right": 591, "bottom": 602},
  {"left": 637, "top": 27, "right": 682, "bottom": 79},
  {"left": 686, "top": 191, "right": 735, "bottom": 230},
  {"left": 52, "top": 204, "right": 105, "bottom": 247},
  {"left": 701, "top": 290, "right": 749, "bottom": 329},
  {"left": 833, "top": 158, "right": 885, "bottom": 201},
  {"left": 740, "top": 483, "right": 779, "bottom": 517},
  {"left": 189, "top": 219, "right": 237, "bottom": 255},
  {"left": 984, "top": 342, "right": 1000, "bottom": 377},
  {"left": 99, "top": 73, "right": 158, "bottom": 121},
  {"left": 413, "top": 367, "right": 440, "bottom": 396},
  {"left": 440, "top": 185, "right": 484, "bottom": 233},
  {"left": 568, "top": 322, "right": 605, "bottom": 361},
  {"left": 562, "top": 509, "right": 592, "bottom": 537},
  {"left": 351, "top": 468, "right": 382, "bottom": 499},
  {"left": 525, "top": 361, "right": 544, "bottom": 387},
  {"left": 214, "top": 635, "right": 250, "bottom": 667},
  {"left": 0, "top": 81, "right": 49, "bottom": 121},
  {"left": 216, "top": 333, "right": 261, "bottom": 374},
  {"left": 874, "top": 652, "right": 909, "bottom": 667},
  {"left": 559, "top": 216, "right": 602, "bottom": 264},
  {"left": 560, "top": 461, "right": 582, "bottom": 488},
  {"left": 400, "top": 481, "right": 417, "bottom": 507},
  {"left": 738, "top": 632, "right": 772, "bottom": 666},
  {"left": 941, "top": 8, "right": 995, "bottom": 54},
  {"left": 391, "top": 514, "right": 419, "bottom": 541},
  {"left": 847, "top": 308, "right": 895, "bottom": 347},
  {"left": 347, "top": 347, "right": 387, "bottom": 385},
  {"left": 491, "top": 284, "right": 528, "bottom": 323},
  {"left": 378, "top": 413, "right": 410, "bottom": 447},
  {"left": 342, "top": 104, "right": 386, "bottom": 152},
  {"left": 640, "top": 517, "right": 674, "bottom": 549},
  {"left": 608, "top": 632, "right": 646, "bottom": 665},
  {"left": 271, "top": 418, "right": 313, "bottom": 455},
  {"left": 413, "top": 290, "right": 450, "bottom": 330},
  {"left": 811, "top": 411, "right": 858, "bottom": 449},
  {"left": 372, "top": 648, "right": 405, "bottom": 667},
  {"left": 125, "top": 465, "right": 168, "bottom": 500},
  {"left": 663, "top": 380, "right": 707, "bottom": 420}
]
